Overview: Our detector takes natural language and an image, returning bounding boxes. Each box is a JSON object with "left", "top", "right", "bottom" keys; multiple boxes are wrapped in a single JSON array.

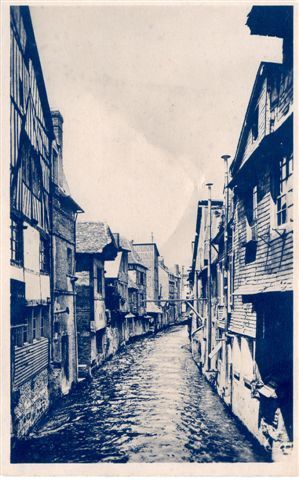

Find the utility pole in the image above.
[
  {"left": 221, "top": 155, "right": 230, "bottom": 313},
  {"left": 206, "top": 182, "right": 213, "bottom": 371},
  {"left": 221, "top": 154, "right": 231, "bottom": 397}
]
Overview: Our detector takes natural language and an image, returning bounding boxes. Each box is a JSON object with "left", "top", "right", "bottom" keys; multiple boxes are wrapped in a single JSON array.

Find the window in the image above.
[
  {"left": 32, "top": 308, "right": 38, "bottom": 339},
  {"left": 40, "top": 236, "right": 50, "bottom": 273},
  {"left": 252, "top": 186, "right": 258, "bottom": 224},
  {"left": 277, "top": 155, "right": 293, "bottom": 226},
  {"left": 140, "top": 271, "right": 145, "bottom": 286},
  {"left": 67, "top": 247, "right": 73, "bottom": 275},
  {"left": 245, "top": 186, "right": 258, "bottom": 247},
  {"left": 10, "top": 219, "right": 23, "bottom": 265},
  {"left": 228, "top": 254, "right": 234, "bottom": 308},
  {"left": 97, "top": 268, "right": 103, "bottom": 294},
  {"left": 23, "top": 321, "right": 28, "bottom": 344},
  {"left": 23, "top": 307, "right": 46, "bottom": 342},
  {"left": 40, "top": 307, "right": 48, "bottom": 338},
  {"left": 252, "top": 106, "right": 259, "bottom": 141}
]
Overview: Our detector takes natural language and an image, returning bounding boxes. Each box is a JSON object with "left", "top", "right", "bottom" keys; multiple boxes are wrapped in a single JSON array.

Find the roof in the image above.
[
  {"left": 158, "top": 260, "right": 169, "bottom": 273},
  {"left": 112, "top": 233, "right": 131, "bottom": 252},
  {"left": 128, "top": 277, "right": 138, "bottom": 290},
  {"left": 147, "top": 303, "right": 163, "bottom": 314},
  {"left": 246, "top": 6, "right": 293, "bottom": 39},
  {"left": 233, "top": 280, "right": 292, "bottom": 296},
  {"left": 76, "top": 222, "right": 116, "bottom": 254},
  {"left": 133, "top": 243, "right": 160, "bottom": 257},
  {"left": 56, "top": 184, "right": 83, "bottom": 213},
  {"left": 230, "top": 62, "right": 282, "bottom": 179},
  {"left": 128, "top": 244, "right": 147, "bottom": 269},
  {"left": 189, "top": 200, "right": 223, "bottom": 285}
]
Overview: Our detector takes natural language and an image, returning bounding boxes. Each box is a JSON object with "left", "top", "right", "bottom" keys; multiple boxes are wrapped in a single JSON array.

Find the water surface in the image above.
[{"left": 12, "top": 325, "right": 270, "bottom": 463}]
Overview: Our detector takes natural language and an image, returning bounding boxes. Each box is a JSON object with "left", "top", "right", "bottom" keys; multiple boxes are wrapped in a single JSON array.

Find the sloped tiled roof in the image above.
[
  {"left": 128, "top": 243, "right": 147, "bottom": 269},
  {"left": 76, "top": 222, "right": 115, "bottom": 254}
]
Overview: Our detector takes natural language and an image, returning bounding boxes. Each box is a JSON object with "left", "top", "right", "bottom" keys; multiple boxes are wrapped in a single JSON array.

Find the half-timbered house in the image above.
[{"left": 10, "top": 6, "right": 55, "bottom": 438}]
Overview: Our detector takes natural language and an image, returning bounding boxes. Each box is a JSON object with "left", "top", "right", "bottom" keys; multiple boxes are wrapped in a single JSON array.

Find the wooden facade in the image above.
[
  {"left": 227, "top": 54, "right": 293, "bottom": 455},
  {"left": 10, "top": 6, "right": 54, "bottom": 438},
  {"left": 10, "top": 7, "right": 53, "bottom": 233},
  {"left": 189, "top": 6, "right": 293, "bottom": 460}
]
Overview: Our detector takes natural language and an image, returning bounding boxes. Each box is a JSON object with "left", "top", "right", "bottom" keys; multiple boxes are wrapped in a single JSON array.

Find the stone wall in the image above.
[{"left": 12, "top": 369, "right": 49, "bottom": 439}]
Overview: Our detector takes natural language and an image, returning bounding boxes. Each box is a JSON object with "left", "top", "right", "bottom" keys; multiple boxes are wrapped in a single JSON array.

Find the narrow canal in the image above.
[{"left": 12, "top": 325, "right": 270, "bottom": 463}]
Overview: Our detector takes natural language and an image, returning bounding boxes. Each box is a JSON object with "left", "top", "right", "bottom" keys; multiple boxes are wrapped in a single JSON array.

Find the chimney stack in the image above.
[
  {"left": 51, "top": 110, "right": 64, "bottom": 155},
  {"left": 51, "top": 110, "right": 64, "bottom": 187}
]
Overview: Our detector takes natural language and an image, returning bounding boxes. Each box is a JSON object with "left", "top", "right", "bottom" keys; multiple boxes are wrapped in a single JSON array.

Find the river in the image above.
[{"left": 12, "top": 325, "right": 270, "bottom": 463}]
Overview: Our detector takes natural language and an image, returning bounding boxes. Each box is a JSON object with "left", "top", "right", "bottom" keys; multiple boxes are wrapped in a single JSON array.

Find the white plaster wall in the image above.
[
  {"left": 25, "top": 270, "right": 41, "bottom": 301},
  {"left": 24, "top": 224, "right": 40, "bottom": 272},
  {"left": 241, "top": 337, "right": 254, "bottom": 380},
  {"left": 94, "top": 299, "right": 106, "bottom": 330},
  {"left": 11, "top": 264, "right": 24, "bottom": 282},
  {"left": 40, "top": 274, "right": 50, "bottom": 301}
]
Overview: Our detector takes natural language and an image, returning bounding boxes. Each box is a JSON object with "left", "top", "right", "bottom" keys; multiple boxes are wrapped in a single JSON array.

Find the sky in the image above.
[{"left": 30, "top": 4, "right": 282, "bottom": 270}]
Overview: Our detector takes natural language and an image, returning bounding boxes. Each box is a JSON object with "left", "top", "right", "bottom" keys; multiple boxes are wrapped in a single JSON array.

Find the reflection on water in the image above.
[{"left": 12, "top": 325, "right": 270, "bottom": 463}]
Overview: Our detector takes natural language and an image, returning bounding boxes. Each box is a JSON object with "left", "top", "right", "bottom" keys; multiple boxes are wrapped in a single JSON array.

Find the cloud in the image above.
[{"left": 63, "top": 93, "right": 194, "bottom": 247}]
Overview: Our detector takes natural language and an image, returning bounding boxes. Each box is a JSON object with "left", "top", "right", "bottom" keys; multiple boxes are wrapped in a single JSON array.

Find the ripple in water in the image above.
[{"left": 12, "top": 326, "right": 270, "bottom": 463}]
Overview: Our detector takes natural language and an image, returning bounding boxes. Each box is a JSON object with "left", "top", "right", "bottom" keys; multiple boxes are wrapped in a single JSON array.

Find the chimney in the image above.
[
  {"left": 51, "top": 110, "right": 64, "bottom": 153},
  {"left": 51, "top": 110, "right": 64, "bottom": 187}
]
